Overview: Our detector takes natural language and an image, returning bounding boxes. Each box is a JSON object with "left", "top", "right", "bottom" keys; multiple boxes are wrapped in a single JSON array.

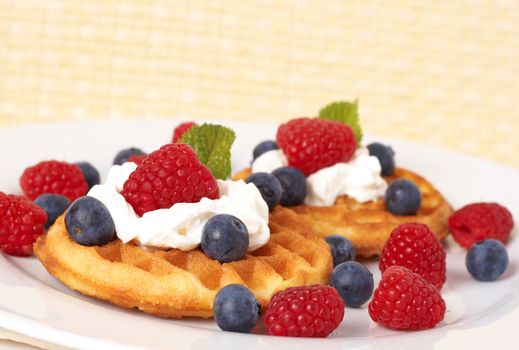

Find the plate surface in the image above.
[{"left": 0, "top": 119, "right": 517, "bottom": 350}]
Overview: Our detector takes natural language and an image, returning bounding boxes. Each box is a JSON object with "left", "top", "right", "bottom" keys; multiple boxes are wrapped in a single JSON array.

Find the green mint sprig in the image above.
[
  {"left": 318, "top": 100, "right": 363, "bottom": 146},
  {"left": 179, "top": 123, "right": 236, "bottom": 180}
]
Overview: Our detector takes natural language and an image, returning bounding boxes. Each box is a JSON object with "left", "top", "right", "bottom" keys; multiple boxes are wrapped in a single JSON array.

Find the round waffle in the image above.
[
  {"left": 33, "top": 207, "right": 332, "bottom": 319},
  {"left": 233, "top": 167, "right": 452, "bottom": 258}
]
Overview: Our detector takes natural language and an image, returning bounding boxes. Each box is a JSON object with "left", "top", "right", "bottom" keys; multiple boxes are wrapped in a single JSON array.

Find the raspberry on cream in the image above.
[
  {"left": 251, "top": 148, "right": 388, "bottom": 206},
  {"left": 88, "top": 162, "right": 270, "bottom": 252}
]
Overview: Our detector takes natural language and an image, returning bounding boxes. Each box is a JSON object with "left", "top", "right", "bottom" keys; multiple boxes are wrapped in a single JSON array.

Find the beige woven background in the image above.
[{"left": 1, "top": 0, "right": 518, "bottom": 167}]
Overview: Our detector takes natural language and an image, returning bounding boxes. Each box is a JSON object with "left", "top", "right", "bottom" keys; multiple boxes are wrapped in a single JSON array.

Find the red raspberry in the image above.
[
  {"left": 448, "top": 202, "right": 514, "bottom": 249},
  {"left": 263, "top": 285, "right": 345, "bottom": 337},
  {"left": 379, "top": 223, "right": 446, "bottom": 289},
  {"left": 172, "top": 122, "right": 197, "bottom": 143},
  {"left": 0, "top": 193, "right": 47, "bottom": 256},
  {"left": 276, "top": 118, "right": 357, "bottom": 176},
  {"left": 128, "top": 154, "right": 147, "bottom": 165},
  {"left": 121, "top": 143, "right": 219, "bottom": 216},
  {"left": 368, "top": 266, "right": 446, "bottom": 330},
  {"left": 20, "top": 161, "right": 88, "bottom": 201}
]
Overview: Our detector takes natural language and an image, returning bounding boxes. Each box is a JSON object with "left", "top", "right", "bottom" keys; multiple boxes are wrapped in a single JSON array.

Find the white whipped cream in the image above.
[
  {"left": 252, "top": 149, "right": 288, "bottom": 174},
  {"left": 87, "top": 162, "right": 270, "bottom": 251},
  {"left": 251, "top": 148, "right": 387, "bottom": 206}
]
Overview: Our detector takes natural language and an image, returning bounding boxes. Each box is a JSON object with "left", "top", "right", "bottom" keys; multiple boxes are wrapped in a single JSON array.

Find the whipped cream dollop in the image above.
[
  {"left": 251, "top": 148, "right": 388, "bottom": 206},
  {"left": 87, "top": 162, "right": 270, "bottom": 251},
  {"left": 251, "top": 149, "right": 288, "bottom": 174}
]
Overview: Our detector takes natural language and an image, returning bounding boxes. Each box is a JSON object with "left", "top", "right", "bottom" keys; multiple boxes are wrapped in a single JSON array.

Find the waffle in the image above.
[
  {"left": 233, "top": 167, "right": 452, "bottom": 258},
  {"left": 33, "top": 207, "right": 332, "bottom": 319}
]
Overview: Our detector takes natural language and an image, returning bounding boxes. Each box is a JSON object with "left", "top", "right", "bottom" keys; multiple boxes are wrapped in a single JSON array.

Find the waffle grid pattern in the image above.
[
  {"left": 34, "top": 209, "right": 332, "bottom": 318},
  {"left": 0, "top": 1, "right": 518, "bottom": 167}
]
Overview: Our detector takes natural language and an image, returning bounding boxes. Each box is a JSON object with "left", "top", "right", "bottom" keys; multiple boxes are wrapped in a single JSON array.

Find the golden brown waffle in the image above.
[
  {"left": 233, "top": 167, "right": 452, "bottom": 258},
  {"left": 33, "top": 207, "right": 332, "bottom": 319}
]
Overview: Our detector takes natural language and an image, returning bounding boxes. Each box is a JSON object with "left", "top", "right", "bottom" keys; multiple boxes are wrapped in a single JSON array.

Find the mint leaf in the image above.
[
  {"left": 179, "top": 123, "right": 236, "bottom": 180},
  {"left": 318, "top": 100, "right": 363, "bottom": 146}
]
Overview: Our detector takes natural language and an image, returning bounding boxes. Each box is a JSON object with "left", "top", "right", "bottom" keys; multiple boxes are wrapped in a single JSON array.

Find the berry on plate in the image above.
[
  {"left": 368, "top": 266, "right": 446, "bottom": 330},
  {"left": 325, "top": 235, "right": 356, "bottom": 267},
  {"left": 113, "top": 147, "right": 147, "bottom": 166},
  {"left": 172, "top": 122, "right": 197, "bottom": 143},
  {"left": 263, "top": 285, "right": 345, "bottom": 337},
  {"left": 65, "top": 196, "right": 116, "bottom": 246},
  {"left": 20, "top": 160, "right": 88, "bottom": 201},
  {"left": 245, "top": 173, "right": 283, "bottom": 211},
  {"left": 367, "top": 142, "right": 395, "bottom": 176},
  {"left": 379, "top": 222, "right": 446, "bottom": 289},
  {"left": 384, "top": 179, "right": 422, "bottom": 215},
  {"left": 448, "top": 202, "right": 514, "bottom": 249},
  {"left": 121, "top": 143, "right": 219, "bottom": 216},
  {"left": 34, "top": 194, "right": 71, "bottom": 229},
  {"left": 271, "top": 166, "right": 307, "bottom": 206},
  {"left": 253, "top": 140, "right": 279, "bottom": 160},
  {"left": 0, "top": 192, "right": 47, "bottom": 256},
  {"left": 276, "top": 118, "right": 357, "bottom": 176},
  {"left": 201, "top": 214, "right": 249, "bottom": 263},
  {"left": 75, "top": 161, "right": 100, "bottom": 190},
  {"left": 466, "top": 239, "right": 509, "bottom": 281},
  {"left": 331, "top": 261, "right": 373, "bottom": 308},
  {"left": 213, "top": 284, "right": 260, "bottom": 333}
]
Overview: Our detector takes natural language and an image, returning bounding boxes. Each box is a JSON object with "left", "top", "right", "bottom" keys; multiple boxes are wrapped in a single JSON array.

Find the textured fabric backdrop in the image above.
[{"left": 0, "top": 0, "right": 518, "bottom": 167}]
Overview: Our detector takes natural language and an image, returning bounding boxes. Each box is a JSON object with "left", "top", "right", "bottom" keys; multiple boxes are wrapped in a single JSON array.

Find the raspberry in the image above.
[
  {"left": 448, "top": 202, "right": 514, "bottom": 249},
  {"left": 379, "top": 223, "right": 446, "bottom": 289},
  {"left": 0, "top": 193, "right": 47, "bottom": 256},
  {"left": 121, "top": 143, "right": 219, "bottom": 216},
  {"left": 368, "top": 266, "right": 446, "bottom": 330},
  {"left": 172, "top": 122, "right": 197, "bottom": 143},
  {"left": 263, "top": 285, "right": 345, "bottom": 337},
  {"left": 127, "top": 154, "right": 147, "bottom": 165},
  {"left": 20, "top": 161, "right": 88, "bottom": 201},
  {"left": 276, "top": 118, "right": 357, "bottom": 176}
]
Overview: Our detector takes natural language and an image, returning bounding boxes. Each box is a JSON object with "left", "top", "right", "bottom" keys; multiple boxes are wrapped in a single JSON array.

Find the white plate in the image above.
[{"left": 0, "top": 119, "right": 518, "bottom": 350}]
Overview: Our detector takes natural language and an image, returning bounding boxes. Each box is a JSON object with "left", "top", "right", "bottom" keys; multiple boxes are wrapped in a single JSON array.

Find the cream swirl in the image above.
[
  {"left": 87, "top": 162, "right": 270, "bottom": 251},
  {"left": 251, "top": 148, "right": 387, "bottom": 206}
]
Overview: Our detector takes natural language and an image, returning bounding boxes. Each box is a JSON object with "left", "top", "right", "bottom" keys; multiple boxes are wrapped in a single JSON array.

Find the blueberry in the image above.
[
  {"left": 466, "top": 239, "right": 509, "bottom": 281},
  {"left": 34, "top": 194, "right": 71, "bottom": 230},
  {"left": 271, "top": 167, "right": 307, "bottom": 206},
  {"left": 245, "top": 173, "right": 283, "bottom": 211},
  {"left": 253, "top": 140, "right": 279, "bottom": 160},
  {"left": 325, "top": 235, "right": 356, "bottom": 267},
  {"left": 331, "top": 261, "right": 374, "bottom": 308},
  {"left": 113, "top": 147, "right": 146, "bottom": 165},
  {"left": 213, "top": 284, "right": 260, "bottom": 333},
  {"left": 201, "top": 214, "right": 249, "bottom": 263},
  {"left": 384, "top": 179, "right": 422, "bottom": 215},
  {"left": 75, "top": 161, "right": 100, "bottom": 189},
  {"left": 65, "top": 196, "right": 116, "bottom": 246},
  {"left": 367, "top": 142, "right": 395, "bottom": 176}
]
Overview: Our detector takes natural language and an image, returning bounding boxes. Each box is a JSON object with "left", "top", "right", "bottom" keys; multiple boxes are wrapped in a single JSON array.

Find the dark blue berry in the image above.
[
  {"left": 34, "top": 194, "right": 71, "bottom": 230},
  {"left": 466, "top": 239, "right": 509, "bottom": 281},
  {"left": 331, "top": 261, "right": 374, "bottom": 308},
  {"left": 384, "top": 179, "right": 421, "bottom": 215},
  {"left": 367, "top": 142, "right": 395, "bottom": 176},
  {"left": 65, "top": 196, "right": 116, "bottom": 246},
  {"left": 213, "top": 284, "right": 260, "bottom": 333},
  {"left": 201, "top": 214, "right": 249, "bottom": 263},
  {"left": 271, "top": 167, "right": 307, "bottom": 206},
  {"left": 253, "top": 140, "right": 279, "bottom": 160},
  {"left": 113, "top": 147, "right": 146, "bottom": 165},
  {"left": 75, "top": 161, "right": 100, "bottom": 189},
  {"left": 325, "top": 235, "right": 356, "bottom": 267},
  {"left": 245, "top": 173, "right": 283, "bottom": 211}
]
